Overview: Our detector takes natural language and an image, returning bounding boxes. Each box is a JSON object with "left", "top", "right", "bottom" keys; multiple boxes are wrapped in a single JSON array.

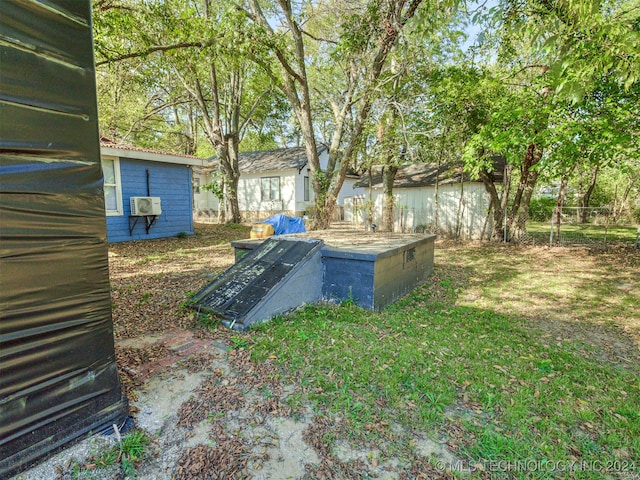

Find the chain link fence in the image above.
[{"left": 520, "top": 206, "right": 639, "bottom": 248}]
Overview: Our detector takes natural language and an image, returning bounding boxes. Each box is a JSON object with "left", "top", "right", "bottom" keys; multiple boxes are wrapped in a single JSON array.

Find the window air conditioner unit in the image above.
[{"left": 130, "top": 196, "right": 162, "bottom": 216}]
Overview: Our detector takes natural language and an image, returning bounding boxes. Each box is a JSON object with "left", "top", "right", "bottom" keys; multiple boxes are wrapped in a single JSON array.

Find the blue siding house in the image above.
[{"left": 100, "top": 140, "right": 207, "bottom": 242}]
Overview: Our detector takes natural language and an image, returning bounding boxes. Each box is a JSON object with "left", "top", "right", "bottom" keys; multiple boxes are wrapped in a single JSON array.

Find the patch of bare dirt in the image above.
[
  {"left": 301, "top": 414, "right": 368, "bottom": 479},
  {"left": 115, "top": 344, "right": 173, "bottom": 400},
  {"left": 397, "top": 458, "right": 461, "bottom": 480},
  {"left": 177, "top": 351, "right": 222, "bottom": 373},
  {"left": 174, "top": 425, "right": 249, "bottom": 480},
  {"left": 176, "top": 368, "right": 245, "bottom": 428}
]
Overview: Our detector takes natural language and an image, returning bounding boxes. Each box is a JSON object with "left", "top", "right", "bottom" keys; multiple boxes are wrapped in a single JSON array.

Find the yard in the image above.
[
  {"left": 525, "top": 222, "right": 638, "bottom": 247},
  {"left": 19, "top": 224, "right": 639, "bottom": 480}
]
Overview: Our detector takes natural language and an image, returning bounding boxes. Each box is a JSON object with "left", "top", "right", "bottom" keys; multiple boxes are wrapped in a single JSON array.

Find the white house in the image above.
[
  {"left": 194, "top": 146, "right": 364, "bottom": 221},
  {"left": 352, "top": 162, "right": 504, "bottom": 239},
  {"left": 192, "top": 165, "right": 220, "bottom": 220}
]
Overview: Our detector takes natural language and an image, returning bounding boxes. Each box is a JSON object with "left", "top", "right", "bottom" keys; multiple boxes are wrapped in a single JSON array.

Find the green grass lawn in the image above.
[
  {"left": 527, "top": 221, "right": 638, "bottom": 244},
  {"left": 243, "top": 243, "right": 640, "bottom": 478}
]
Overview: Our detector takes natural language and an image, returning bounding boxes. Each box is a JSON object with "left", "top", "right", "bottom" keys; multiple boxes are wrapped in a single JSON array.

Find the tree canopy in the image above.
[{"left": 92, "top": 0, "right": 640, "bottom": 233}]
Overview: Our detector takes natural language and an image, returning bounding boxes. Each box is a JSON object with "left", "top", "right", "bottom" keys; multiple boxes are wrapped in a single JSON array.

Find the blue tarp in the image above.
[{"left": 262, "top": 214, "right": 306, "bottom": 235}]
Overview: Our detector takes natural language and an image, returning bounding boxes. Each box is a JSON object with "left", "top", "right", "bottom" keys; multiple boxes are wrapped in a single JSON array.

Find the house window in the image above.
[
  {"left": 101, "top": 156, "right": 123, "bottom": 216},
  {"left": 304, "top": 176, "right": 310, "bottom": 201},
  {"left": 194, "top": 177, "right": 201, "bottom": 194},
  {"left": 261, "top": 177, "right": 280, "bottom": 201}
]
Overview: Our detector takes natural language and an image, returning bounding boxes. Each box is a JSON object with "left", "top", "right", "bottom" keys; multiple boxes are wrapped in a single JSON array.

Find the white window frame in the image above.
[
  {"left": 261, "top": 176, "right": 281, "bottom": 202},
  {"left": 101, "top": 156, "right": 123, "bottom": 216}
]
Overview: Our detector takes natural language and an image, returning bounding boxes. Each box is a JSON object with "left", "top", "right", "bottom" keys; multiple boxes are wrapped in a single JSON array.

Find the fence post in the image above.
[
  {"left": 503, "top": 207, "right": 507, "bottom": 243},
  {"left": 549, "top": 207, "right": 555, "bottom": 246}
]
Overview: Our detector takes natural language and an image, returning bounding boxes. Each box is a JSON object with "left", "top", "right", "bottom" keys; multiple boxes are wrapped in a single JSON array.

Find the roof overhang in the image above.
[{"left": 100, "top": 146, "right": 207, "bottom": 167}]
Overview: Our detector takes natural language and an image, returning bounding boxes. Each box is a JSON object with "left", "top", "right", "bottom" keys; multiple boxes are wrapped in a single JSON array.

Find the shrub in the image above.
[{"left": 529, "top": 197, "right": 556, "bottom": 222}]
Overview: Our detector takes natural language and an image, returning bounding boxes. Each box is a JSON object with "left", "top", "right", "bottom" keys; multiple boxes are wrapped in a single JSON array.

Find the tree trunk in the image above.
[
  {"left": 480, "top": 196, "right": 493, "bottom": 241},
  {"left": 578, "top": 165, "right": 599, "bottom": 223},
  {"left": 247, "top": 0, "right": 424, "bottom": 231},
  {"left": 224, "top": 174, "right": 241, "bottom": 223},
  {"left": 618, "top": 179, "right": 633, "bottom": 222},
  {"left": 511, "top": 170, "right": 540, "bottom": 241},
  {"left": 224, "top": 138, "right": 242, "bottom": 223},
  {"left": 479, "top": 170, "right": 501, "bottom": 240},
  {"left": 500, "top": 163, "right": 512, "bottom": 241},
  {"left": 509, "top": 143, "right": 543, "bottom": 241},
  {"left": 176, "top": 63, "right": 244, "bottom": 223},
  {"left": 479, "top": 161, "right": 511, "bottom": 242},
  {"left": 553, "top": 164, "right": 576, "bottom": 244},
  {"left": 382, "top": 165, "right": 398, "bottom": 232}
]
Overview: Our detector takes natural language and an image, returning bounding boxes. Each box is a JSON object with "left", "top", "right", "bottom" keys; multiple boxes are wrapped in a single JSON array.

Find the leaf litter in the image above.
[{"left": 14, "top": 226, "right": 639, "bottom": 480}]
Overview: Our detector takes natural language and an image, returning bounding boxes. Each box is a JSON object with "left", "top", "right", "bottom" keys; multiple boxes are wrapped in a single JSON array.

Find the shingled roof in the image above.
[
  {"left": 354, "top": 157, "right": 505, "bottom": 189},
  {"left": 207, "top": 146, "right": 328, "bottom": 173}
]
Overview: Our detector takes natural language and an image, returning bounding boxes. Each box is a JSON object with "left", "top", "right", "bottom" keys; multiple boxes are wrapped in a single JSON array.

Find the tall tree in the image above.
[
  {"left": 460, "top": 0, "right": 640, "bottom": 239},
  {"left": 242, "top": 0, "right": 439, "bottom": 228},
  {"left": 93, "top": 0, "right": 287, "bottom": 222}
]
